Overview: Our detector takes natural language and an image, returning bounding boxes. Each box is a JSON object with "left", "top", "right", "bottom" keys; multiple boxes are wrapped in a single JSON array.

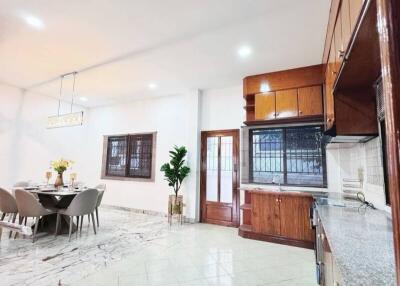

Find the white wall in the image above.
[
  {"left": 200, "top": 85, "right": 244, "bottom": 131},
  {"left": 84, "top": 91, "right": 201, "bottom": 220},
  {"left": 0, "top": 83, "right": 88, "bottom": 189}
]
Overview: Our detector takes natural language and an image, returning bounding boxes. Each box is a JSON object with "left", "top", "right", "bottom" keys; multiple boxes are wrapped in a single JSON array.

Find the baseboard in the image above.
[{"left": 101, "top": 204, "right": 196, "bottom": 223}]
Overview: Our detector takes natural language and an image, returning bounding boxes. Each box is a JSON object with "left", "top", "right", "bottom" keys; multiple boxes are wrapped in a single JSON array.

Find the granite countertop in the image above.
[{"left": 316, "top": 202, "right": 396, "bottom": 286}]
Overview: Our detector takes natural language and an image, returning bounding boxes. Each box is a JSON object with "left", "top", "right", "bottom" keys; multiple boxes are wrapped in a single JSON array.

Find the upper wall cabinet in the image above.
[
  {"left": 298, "top": 86, "right": 323, "bottom": 117},
  {"left": 322, "top": 0, "right": 379, "bottom": 136},
  {"left": 244, "top": 65, "right": 324, "bottom": 125}
]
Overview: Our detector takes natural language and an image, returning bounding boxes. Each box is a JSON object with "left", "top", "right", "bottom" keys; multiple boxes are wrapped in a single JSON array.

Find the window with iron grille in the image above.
[
  {"left": 250, "top": 126, "right": 327, "bottom": 187},
  {"left": 105, "top": 133, "right": 154, "bottom": 179}
]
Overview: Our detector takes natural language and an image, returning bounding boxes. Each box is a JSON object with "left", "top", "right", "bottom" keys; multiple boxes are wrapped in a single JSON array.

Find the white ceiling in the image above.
[{"left": 0, "top": 0, "right": 330, "bottom": 107}]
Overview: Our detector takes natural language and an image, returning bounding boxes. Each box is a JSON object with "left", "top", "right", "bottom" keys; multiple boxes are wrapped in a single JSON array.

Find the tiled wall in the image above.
[
  {"left": 365, "top": 138, "right": 385, "bottom": 186},
  {"left": 326, "top": 137, "right": 388, "bottom": 210}
]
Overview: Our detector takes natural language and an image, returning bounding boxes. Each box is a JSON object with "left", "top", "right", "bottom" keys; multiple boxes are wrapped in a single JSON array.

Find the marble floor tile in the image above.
[{"left": 0, "top": 208, "right": 317, "bottom": 286}]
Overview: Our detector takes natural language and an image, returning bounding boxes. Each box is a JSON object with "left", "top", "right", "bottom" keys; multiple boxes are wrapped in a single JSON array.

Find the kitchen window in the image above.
[
  {"left": 249, "top": 126, "right": 327, "bottom": 187},
  {"left": 102, "top": 133, "right": 156, "bottom": 180}
]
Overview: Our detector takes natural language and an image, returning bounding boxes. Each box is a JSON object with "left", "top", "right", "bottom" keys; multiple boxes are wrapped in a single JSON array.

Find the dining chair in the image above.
[
  {"left": 56, "top": 188, "right": 98, "bottom": 241},
  {"left": 0, "top": 188, "right": 19, "bottom": 238},
  {"left": 14, "top": 189, "right": 56, "bottom": 242},
  {"left": 94, "top": 184, "right": 106, "bottom": 227}
]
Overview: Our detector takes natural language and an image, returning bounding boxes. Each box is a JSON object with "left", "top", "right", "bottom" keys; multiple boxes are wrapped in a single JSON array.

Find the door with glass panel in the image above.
[{"left": 200, "top": 130, "right": 239, "bottom": 227}]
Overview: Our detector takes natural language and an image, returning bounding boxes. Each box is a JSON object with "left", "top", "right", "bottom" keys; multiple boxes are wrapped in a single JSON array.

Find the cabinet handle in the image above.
[
  {"left": 275, "top": 112, "right": 279, "bottom": 117},
  {"left": 331, "top": 71, "right": 337, "bottom": 75},
  {"left": 299, "top": 110, "right": 303, "bottom": 114},
  {"left": 338, "top": 50, "right": 345, "bottom": 58},
  {"left": 275, "top": 198, "right": 279, "bottom": 202},
  {"left": 327, "top": 118, "right": 332, "bottom": 122}
]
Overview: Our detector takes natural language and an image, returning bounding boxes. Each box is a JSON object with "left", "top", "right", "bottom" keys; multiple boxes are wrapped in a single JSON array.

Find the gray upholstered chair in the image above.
[
  {"left": 14, "top": 189, "right": 56, "bottom": 242},
  {"left": 56, "top": 188, "right": 98, "bottom": 241},
  {"left": 94, "top": 184, "right": 106, "bottom": 227},
  {"left": 0, "top": 188, "right": 19, "bottom": 238}
]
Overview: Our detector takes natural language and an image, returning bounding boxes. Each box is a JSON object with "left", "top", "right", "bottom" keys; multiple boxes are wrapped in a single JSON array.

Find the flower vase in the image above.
[{"left": 54, "top": 173, "right": 64, "bottom": 188}]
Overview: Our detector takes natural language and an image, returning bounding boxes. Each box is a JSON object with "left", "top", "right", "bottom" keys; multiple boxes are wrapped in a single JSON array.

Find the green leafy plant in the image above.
[{"left": 160, "top": 146, "right": 191, "bottom": 201}]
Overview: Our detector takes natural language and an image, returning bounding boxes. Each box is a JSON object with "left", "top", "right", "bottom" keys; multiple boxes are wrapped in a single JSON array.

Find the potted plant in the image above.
[
  {"left": 50, "top": 158, "right": 74, "bottom": 188},
  {"left": 160, "top": 146, "right": 190, "bottom": 218}
]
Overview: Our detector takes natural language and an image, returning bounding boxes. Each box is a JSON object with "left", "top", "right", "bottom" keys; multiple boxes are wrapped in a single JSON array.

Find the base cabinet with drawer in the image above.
[
  {"left": 239, "top": 190, "right": 315, "bottom": 249},
  {"left": 316, "top": 215, "right": 343, "bottom": 286}
]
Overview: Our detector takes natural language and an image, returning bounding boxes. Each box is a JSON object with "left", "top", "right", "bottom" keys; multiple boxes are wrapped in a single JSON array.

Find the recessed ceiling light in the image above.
[
  {"left": 238, "top": 45, "right": 252, "bottom": 58},
  {"left": 148, "top": 83, "right": 157, "bottom": 90},
  {"left": 79, "top": 97, "right": 88, "bottom": 102},
  {"left": 22, "top": 14, "right": 45, "bottom": 30}
]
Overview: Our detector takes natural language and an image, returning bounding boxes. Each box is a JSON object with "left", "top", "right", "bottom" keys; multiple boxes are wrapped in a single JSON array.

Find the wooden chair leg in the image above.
[
  {"left": 80, "top": 216, "right": 83, "bottom": 235},
  {"left": 55, "top": 214, "right": 60, "bottom": 237},
  {"left": 95, "top": 207, "right": 99, "bottom": 228},
  {"left": 76, "top": 216, "right": 79, "bottom": 238},
  {"left": 90, "top": 213, "right": 96, "bottom": 235},
  {"left": 15, "top": 216, "right": 23, "bottom": 239},
  {"left": 32, "top": 217, "right": 39, "bottom": 243},
  {"left": 9, "top": 213, "right": 17, "bottom": 238},
  {"left": 68, "top": 216, "right": 73, "bottom": 242},
  {"left": 0, "top": 213, "right": 6, "bottom": 221}
]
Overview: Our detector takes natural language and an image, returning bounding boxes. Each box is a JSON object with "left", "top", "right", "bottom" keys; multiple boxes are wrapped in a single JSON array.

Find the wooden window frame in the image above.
[{"left": 101, "top": 132, "right": 157, "bottom": 182}]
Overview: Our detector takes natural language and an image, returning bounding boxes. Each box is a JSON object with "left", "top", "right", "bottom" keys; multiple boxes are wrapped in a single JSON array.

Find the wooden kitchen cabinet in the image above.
[
  {"left": 276, "top": 89, "right": 298, "bottom": 118},
  {"left": 341, "top": 0, "right": 352, "bottom": 51},
  {"left": 349, "top": 0, "right": 364, "bottom": 32},
  {"left": 280, "top": 195, "right": 315, "bottom": 242},
  {"left": 298, "top": 86, "right": 323, "bottom": 117},
  {"left": 239, "top": 190, "right": 315, "bottom": 249},
  {"left": 334, "top": 9, "right": 344, "bottom": 71},
  {"left": 255, "top": 92, "right": 276, "bottom": 120},
  {"left": 251, "top": 192, "right": 280, "bottom": 236},
  {"left": 243, "top": 65, "right": 324, "bottom": 125}
]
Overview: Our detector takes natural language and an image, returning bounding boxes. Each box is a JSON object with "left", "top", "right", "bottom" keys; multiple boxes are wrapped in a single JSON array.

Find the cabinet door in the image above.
[
  {"left": 276, "top": 89, "right": 298, "bottom": 118},
  {"left": 349, "top": 0, "right": 364, "bottom": 33},
  {"left": 334, "top": 9, "right": 344, "bottom": 70},
  {"left": 279, "top": 195, "right": 314, "bottom": 242},
  {"left": 298, "top": 86, "right": 323, "bottom": 117},
  {"left": 251, "top": 193, "right": 280, "bottom": 236},
  {"left": 255, "top": 92, "right": 276, "bottom": 120},
  {"left": 326, "top": 39, "right": 336, "bottom": 130},
  {"left": 323, "top": 230, "right": 335, "bottom": 286},
  {"left": 341, "top": 0, "right": 351, "bottom": 51}
]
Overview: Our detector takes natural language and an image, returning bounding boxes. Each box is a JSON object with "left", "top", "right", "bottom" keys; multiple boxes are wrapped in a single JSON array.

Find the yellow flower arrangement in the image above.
[{"left": 51, "top": 158, "right": 74, "bottom": 174}]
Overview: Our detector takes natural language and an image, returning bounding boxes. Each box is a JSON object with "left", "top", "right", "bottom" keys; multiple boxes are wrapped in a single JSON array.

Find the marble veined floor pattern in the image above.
[{"left": 0, "top": 208, "right": 317, "bottom": 286}]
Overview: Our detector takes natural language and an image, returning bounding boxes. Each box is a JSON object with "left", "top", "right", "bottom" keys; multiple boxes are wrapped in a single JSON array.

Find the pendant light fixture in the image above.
[{"left": 47, "top": 71, "right": 84, "bottom": 129}]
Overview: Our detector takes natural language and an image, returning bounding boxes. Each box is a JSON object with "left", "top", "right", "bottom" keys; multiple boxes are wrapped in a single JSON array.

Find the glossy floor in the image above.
[{"left": 0, "top": 208, "right": 317, "bottom": 286}]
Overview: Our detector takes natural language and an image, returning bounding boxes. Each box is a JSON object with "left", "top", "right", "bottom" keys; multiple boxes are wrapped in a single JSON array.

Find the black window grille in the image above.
[
  {"left": 250, "top": 126, "right": 327, "bottom": 187},
  {"left": 106, "top": 134, "right": 153, "bottom": 179}
]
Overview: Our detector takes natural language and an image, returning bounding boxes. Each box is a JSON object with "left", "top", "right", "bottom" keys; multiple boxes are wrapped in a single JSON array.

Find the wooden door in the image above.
[
  {"left": 255, "top": 92, "right": 276, "bottom": 120},
  {"left": 200, "top": 130, "right": 240, "bottom": 227},
  {"left": 298, "top": 86, "right": 323, "bottom": 117},
  {"left": 275, "top": 89, "right": 298, "bottom": 118},
  {"left": 279, "top": 194, "right": 314, "bottom": 242},
  {"left": 251, "top": 192, "right": 280, "bottom": 236}
]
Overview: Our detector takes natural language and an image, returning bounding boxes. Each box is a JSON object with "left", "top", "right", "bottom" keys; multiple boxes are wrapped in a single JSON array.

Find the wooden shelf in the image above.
[
  {"left": 335, "top": 0, "right": 381, "bottom": 91},
  {"left": 240, "top": 204, "right": 251, "bottom": 210},
  {"left": 239, "top": 224, "right": 252, "bottom": 232},
  {"left": 243, "top": 105, "right": 255, "bottom": 110},
  {"left": 244, "top": 115, "right": 324, "bottom": 126}
]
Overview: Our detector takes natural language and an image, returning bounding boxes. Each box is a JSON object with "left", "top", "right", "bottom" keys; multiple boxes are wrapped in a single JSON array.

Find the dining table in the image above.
[{"left": 20, "top": 186, "right": 86, "bottom": 235}]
